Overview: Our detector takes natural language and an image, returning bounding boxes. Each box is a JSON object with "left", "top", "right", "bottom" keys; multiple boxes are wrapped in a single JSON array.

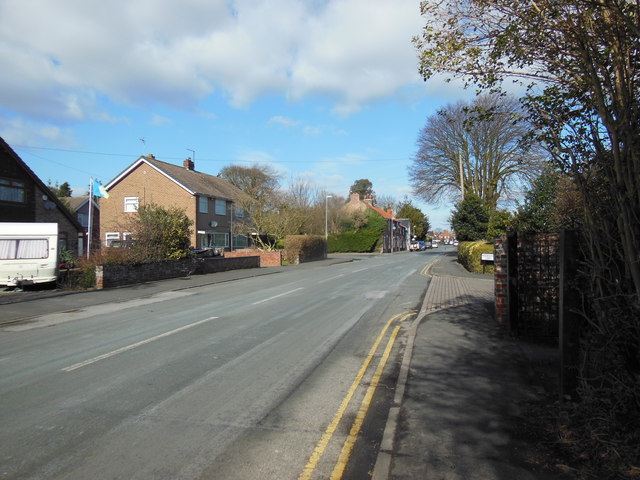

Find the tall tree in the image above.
[
  {"left": 449, "top": 193, "right": 489, "bottom": 241},
  {"left": 218, "top": 164, "right": 281, "bottom": 204},
  {"left": 349, "top": 179, "right": 374, "bottom": 199},
  {"left": 396, "top": 200, "right": 430, "bottom": 239},
  {"left": 410, "top": 94, "right": 544, "bottom": 211}
]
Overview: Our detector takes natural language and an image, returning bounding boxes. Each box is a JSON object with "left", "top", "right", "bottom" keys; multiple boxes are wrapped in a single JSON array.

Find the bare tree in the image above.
[{"left": 410, "top": 94, "right": 544, "bottom": 211}]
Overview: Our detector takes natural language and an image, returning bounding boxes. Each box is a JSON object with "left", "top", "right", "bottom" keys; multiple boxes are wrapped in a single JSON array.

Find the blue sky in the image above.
[{"left": 0, "top": 0, "right": 473, "bottom": 230}]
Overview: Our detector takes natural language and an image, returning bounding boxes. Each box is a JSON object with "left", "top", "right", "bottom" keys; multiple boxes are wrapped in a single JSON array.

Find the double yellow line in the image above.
[{"left": 298, "top": 310, "right": 416, "bottom": 480}]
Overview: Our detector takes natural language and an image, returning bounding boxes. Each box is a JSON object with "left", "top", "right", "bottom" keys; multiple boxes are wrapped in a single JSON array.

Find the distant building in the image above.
[
  {"left": 0, "top": 137, "right": 84, "bottom": 255},
  {"left": 66, "top": 196, "right": 100, "bottom": 251},
  {"left": 342, "top": 193, "right": 408, "bottom": 252}
]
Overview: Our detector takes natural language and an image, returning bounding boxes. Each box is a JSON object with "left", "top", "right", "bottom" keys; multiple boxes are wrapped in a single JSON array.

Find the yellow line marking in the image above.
[
  {"left": 62, "top": 316, "right": 219, "bottom": 372},
  {"left": 297, "top": 311, "right": 410, "bottom": 480},
  {"left": 330, "top": 325, "right": 401, "bottom": 479}
]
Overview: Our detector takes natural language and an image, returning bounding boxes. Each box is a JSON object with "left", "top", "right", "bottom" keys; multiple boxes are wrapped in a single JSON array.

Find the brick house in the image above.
[
  {"left": 100, "top": 155, "right": 249, "bottom": 251},
  {"left": 0, "top": 137, "right": 84, "bottom": 256},
  {"left": 66, "top": 196, "right": 100, "bottom": 251},
  {"left": 343, "top": 192, "right": 408, "bottom": 252}
]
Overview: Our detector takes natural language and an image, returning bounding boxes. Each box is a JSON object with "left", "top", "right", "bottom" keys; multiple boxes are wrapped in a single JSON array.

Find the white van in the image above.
[{"left": 0, "top": 223, "right": 58, "bottom": 287}]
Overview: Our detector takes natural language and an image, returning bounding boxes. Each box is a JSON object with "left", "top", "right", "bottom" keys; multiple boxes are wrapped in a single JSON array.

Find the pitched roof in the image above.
[
  {"left": 0, "top": 136, "right": 83, "bottom": 231},
  {"left": 106, "top": 155, "right": 249, "bottom": 202}
]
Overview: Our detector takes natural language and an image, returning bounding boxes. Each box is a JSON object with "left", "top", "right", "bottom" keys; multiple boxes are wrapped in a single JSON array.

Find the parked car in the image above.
[
  {"left": 409, "top": 242, "right": 420, "bottom": 251},
  {"left": 432, "top": 241, "right": 439, "bottom": 248},
  {"left": 418, "top": 241, "right": 427, "bottom": 250}
]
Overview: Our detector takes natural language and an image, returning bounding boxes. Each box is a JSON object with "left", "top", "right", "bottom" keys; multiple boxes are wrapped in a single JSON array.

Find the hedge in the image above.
[
  {"left": 284, "top": 235, "right": 326, "bottom": 264},
  {"left": 457, "top": 241, "right": 494, "bottom": 274}
]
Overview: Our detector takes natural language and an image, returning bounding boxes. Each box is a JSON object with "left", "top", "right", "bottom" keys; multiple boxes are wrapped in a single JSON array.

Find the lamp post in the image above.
[{"left": 325, "top": 195, "right": 333, "bottom": 240}]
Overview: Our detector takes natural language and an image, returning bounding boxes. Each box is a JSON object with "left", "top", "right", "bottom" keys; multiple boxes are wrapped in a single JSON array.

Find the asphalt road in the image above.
[{"left": 0, "top": 250, "right": 444, "bottom": 480}]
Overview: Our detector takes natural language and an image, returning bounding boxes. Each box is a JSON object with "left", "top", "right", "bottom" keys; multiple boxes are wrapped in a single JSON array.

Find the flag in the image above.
[{"left": 92, "top": 179, "right": 110, "bottom": 198}]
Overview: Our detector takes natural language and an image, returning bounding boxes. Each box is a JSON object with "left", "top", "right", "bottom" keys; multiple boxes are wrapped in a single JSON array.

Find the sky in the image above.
[{"left": 0, "top": 0, "right": 474, "bottom": 230}]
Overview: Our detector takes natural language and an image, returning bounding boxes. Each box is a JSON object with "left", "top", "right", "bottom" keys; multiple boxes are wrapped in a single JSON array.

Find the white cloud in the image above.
[
  {"left": 268, "top": 116, "right": 300, "bottom": 128},
  {"left": 150, "top": 114, "right": 172, "bottom": 126},
  {"left": 0, "top": 0, "right": 428, "bottom": 124}
]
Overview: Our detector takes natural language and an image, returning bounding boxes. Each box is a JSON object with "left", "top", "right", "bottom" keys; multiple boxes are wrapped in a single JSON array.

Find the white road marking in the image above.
[
  {"left": 318, "top": 274, "right": 345, "bottom": 284},
  {"left": 62, "top": 316, "right": 219, "bottom": 372},
  {"left": 252, "top": 287, "right": 304, "bottom": 305}
]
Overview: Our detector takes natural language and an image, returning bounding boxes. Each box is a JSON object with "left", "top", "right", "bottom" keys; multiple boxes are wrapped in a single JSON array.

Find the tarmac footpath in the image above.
[{"left": 373, "top": 256, "right": 565, "bottom": 480}]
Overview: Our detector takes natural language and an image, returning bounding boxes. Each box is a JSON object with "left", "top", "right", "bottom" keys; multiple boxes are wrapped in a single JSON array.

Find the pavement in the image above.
[
  {"left": 1, "top": 252, "right": 564, "bottom": 479},
  {"left": 374, "top": 253, "right": 566, "bottom": 480}
]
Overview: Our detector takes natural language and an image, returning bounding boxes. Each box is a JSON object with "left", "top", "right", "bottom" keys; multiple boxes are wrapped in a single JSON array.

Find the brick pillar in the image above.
[{"left": 493, "top": 236, "right": 508, "bottom": 323}]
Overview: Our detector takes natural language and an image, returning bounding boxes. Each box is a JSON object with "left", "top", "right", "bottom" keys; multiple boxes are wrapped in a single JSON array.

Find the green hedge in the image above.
[
  {"left": 458, "top": 241, "right": 494, "bottom": 274},
  {"left": 327, "top": 210, "right": 385, "bottom": 253}
]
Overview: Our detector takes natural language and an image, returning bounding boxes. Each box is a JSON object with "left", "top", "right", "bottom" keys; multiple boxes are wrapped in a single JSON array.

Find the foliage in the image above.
[
  {"left": 486, "top": 209, "right": 512, "bottom": 240},
  {"left": 218, "top": 164, "right": 281, "bottom": 203},
  {"left": 328, "top": 210, "right": 386, "bottom": 253},
  {"left": 128, "top": 204, "right": 193, "bottom": 261},
  {"left": 396, "top": 200, "right": 430, "bottom": 239},
  {"left": 48, "top": 180, "right": 73, "bottom": 197},
  {"left": 449, "top": 193, "right": 489, "bottom": 241},
  {"left": 513, "top": 168, "right": 584, "bottom": 233},
  {"left": 457, "top": 241, "right": 494, "bottom": 274},
  {"left": 410, "top": 94, "right": 544, "bottom": 211},
  {"left": 349, "top": 179, "right": 374, "bottom": 199},
  {"left": 414, "top": 0, "right": 640, "bottom": 467},
  {"left": 283, "top": 235, "right": 326, "bottom": 264}
]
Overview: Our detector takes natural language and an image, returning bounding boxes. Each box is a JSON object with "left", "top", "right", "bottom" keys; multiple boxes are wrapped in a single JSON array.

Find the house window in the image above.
[
  {"left": 124, "top": 197, "right": 139, "bottom": 212},
  {"left": 233, "top": 234, "right": 248, "bottom": 248},
  {"left": 215, "top": 199, "right": 226, "bottom": 215},
  {"left": 0, "top": 178, "right": 26, "bottom": 203},
  {"left": 200, "top": 233, "right": 228, "bottom": 249},
  {"left": 77, "top": 213, "right": 89, "bottom": 227},
  {"left": 105, "top": 232, "right": 120, "bottom": 247},
  {"left": 58, "top": 232, "right": 68, "bottom": 251},
  {"left": 199, "top": 196, "right": 208, "bottom": 213},
  {"left": 235, "top": 206, "right": 245, "bottom": 218},
  {"left": 0, "top": 239, "right": 49, "bottom": 259}
]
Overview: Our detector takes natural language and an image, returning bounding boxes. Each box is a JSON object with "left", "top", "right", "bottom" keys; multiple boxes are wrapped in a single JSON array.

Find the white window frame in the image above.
[
  {"left": 235, "top": 205, "right": 245, "bottom": 218},
  {"left": 215, "top": 199, "right": 226, "bottom": 215},
  {"left": 105, "top": 232, "right": 120, "bottom": 247},
  {"left": 124, "top": 197, "right": 139, "bottom": 212},
  {"left": 199, "top": 196, "right": 208, "bottom": 213}
]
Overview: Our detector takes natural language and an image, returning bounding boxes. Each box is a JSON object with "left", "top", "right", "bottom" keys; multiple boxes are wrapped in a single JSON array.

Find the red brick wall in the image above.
[
  {"left": 225, "top": 249, "right": 282, "bottom": 267},
  {"left": 494, "top": 236, "right": 508, "bottom": 323}
]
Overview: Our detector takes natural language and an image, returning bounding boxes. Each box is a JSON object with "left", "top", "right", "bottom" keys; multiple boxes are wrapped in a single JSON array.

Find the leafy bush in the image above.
[
  {"left": 129, "top": 204, "right": 193, "bottom": 261},
  {"left": 328, "top": 210, "right": 386, "bottom": 252},
  {"left": 457, "top": 241, "right": 494, "bottom": 274}
]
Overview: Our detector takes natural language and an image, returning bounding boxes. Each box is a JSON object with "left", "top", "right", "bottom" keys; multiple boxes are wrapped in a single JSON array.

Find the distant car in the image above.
[
  {"left": 431, "top": 241, "right": 438, "bottom": 248},
  {"left": 409, "top": 242, "right": 419, "bottom": 251},
  {"left": 453, "top": 240, "right": 459, "bottom": 246},
  {"left": 418, "top": 241, "right": 427, "bottom": 250}
]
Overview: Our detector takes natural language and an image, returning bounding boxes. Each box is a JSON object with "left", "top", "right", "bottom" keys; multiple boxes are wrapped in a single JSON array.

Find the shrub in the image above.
[
  {"left": 328, "top": 210, "right": 385, "bottom": 252},
  {"left": 284, "top": 235, "right": 326, "bottom": 264},
  {"left": 458, "top": 241, "right": 494, "bottom": 274}
]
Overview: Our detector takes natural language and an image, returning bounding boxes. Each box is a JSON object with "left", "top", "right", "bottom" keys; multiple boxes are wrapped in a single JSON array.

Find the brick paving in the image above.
[{"left": 422, "top": 274, "right": 494, "bottom": 313}]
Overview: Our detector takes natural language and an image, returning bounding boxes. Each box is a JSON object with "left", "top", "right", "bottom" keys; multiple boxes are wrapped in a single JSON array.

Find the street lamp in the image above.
[{"left": 325, "top": 195, "right": 333, "bottom": 240}]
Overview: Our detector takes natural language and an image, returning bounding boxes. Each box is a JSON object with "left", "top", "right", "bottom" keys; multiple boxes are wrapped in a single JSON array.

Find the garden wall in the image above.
[
  {"left": 94, "top": 256, "right": 260, "bottom": 289},
  {"left": 224, "top": 249, "right": 282, "bottom": 267}
]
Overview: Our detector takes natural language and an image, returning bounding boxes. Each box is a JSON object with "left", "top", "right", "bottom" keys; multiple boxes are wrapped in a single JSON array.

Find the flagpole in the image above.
[{"left": 87, "top": 177, "right": 93, "bottom": 259}]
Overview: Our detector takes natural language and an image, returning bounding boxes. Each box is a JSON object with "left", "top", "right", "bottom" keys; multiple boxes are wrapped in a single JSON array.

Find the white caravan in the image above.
[{"left": 0, "top": 223, "right": 58, "bottom": 287}]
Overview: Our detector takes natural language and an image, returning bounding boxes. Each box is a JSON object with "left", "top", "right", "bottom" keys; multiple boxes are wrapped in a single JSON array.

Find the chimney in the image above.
[
  {"left": 387, "top": 208, "right": 394, "bottom": 217},
  {"left": 350, "top": 192, "right": 360, "bottom": 202},
  {"left": 184, "top": 157, "right": 194, "bottom": 170}
]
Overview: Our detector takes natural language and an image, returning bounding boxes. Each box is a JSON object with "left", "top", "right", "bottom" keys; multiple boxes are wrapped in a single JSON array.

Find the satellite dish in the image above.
[{"left": 210, "top": 221, "right": 218, "bottom": 228}]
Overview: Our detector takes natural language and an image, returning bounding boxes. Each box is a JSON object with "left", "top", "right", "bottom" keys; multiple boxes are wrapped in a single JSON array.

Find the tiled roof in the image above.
[
  {"left": 145, "top": 157, "right": 245, "bottom": 201},
  {"left": 108, "top": 156, "right": 249, "bottom": 202}
]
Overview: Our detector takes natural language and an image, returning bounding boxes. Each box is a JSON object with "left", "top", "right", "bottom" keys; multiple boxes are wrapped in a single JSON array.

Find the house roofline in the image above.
[
  {"left": 0, "top": 136, "right": 84, "bottom": 232},
  {"left": 105, "top": 156, "right": 196, "bottom": 196}
]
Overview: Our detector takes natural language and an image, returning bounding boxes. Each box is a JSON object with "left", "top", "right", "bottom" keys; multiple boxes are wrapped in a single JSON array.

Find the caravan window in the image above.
[{"left": 0, "top": 239, "right": 49, "bottom": 259}]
